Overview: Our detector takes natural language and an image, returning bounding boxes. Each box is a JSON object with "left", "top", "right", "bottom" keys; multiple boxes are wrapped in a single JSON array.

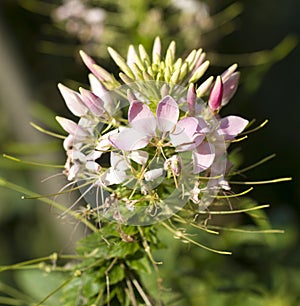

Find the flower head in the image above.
[{"left": 56, "top": 37, "right": 248, "bottom": 224}]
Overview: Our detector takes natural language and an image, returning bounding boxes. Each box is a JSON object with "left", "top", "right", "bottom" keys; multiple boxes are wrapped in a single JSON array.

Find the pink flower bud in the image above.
[
  {"left": 221, "top": 72, "right": 240, "bottom": 106},
  {"left": 208, "top": 76, "right": 223, "bottom": 111}
]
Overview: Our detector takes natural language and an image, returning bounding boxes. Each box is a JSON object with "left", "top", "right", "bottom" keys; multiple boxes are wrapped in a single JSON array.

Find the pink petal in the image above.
[
  {"left": 208, "top": 76, "right": 223, "bottom": 111},
  {"left": 197, "top": 117, "right": 210, "bottom": 133},
  {"left": 193, "top": 142, "right": 215, "bottom": 174},
  {"left": 156, "top": 95, "right": 179, "bottom": 133},
  {"left": 58, "top": 83, "right": 87, "bottom": 116},
  {"left": 79, "top": 87, "right": 105, "bottom": 116},
  {"left": 221, "top": 72, "right": 240, "bottom": 106},
  {"left": 187, "top": 83, "right": 196, "bottom": 115},
  {"left": 170, "top": 117, "right": 204, "bottom": 151},
  {"left": 129, "top": 101, "right": 156, "bottom": 136},
  {"left": 80, "top": 50, "right": 96, "bottom": 72},
  {"left": 88, "top": 74, "right": 114, "bottom": 114},
  {"left": 80, "top": 50, "right": 109, "bottom": 81},
  {"left": 218, "top": 116, "right": 249, "bottom": 140},
  {"left": 109, "top": 128, "right": 150, "bottom": 151},
  {"left": 56, "top": 116, "right": 88, "bottom": 138}
]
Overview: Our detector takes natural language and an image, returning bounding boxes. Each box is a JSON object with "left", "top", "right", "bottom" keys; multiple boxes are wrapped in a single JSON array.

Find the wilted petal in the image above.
[
  {"left": 208, "top": 76, "right": 223, "bottom": 111},
  {"left": 193, "top": 142, "right": 215, "bottom": 174},
  {"left": 144, "top": 168, "right": 164, "bottom": 181},
  {"left": 129, "top": 101, "right": 156, "bottom": 136},
  {"left": 109, "top": 128, "right": 150, "bottom": 151},
  {"left": 58, "top": 83, "right": 87, "bottom": 116},
  {"left": 156, "top": 96, "right": 179, "bottom": 133},
  {"left": 128, "top": 150, "right": 149, "bottom": 165},
  {"left": 170, "top": 117, "right": 203, "bottom": 151},
  {"left": 221, "top": 72, "right": 240, "bottom": 106},
  {"left": 218, "top": 116, "right": 249, "bottom": 140}
]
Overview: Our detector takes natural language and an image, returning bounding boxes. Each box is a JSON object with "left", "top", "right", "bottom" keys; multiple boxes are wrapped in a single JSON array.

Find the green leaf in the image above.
[
  {"left": 108, "top": 265, "right": 125, "bottom": 285},
  {"left": 14, "top": 270, "right": 65, "bottom": 305},
  {"left": 82, "top": 273, "right": 104, "bottom": 298},
  {"left": 126, "top": 257, "right": 152, "bottom": 274}
]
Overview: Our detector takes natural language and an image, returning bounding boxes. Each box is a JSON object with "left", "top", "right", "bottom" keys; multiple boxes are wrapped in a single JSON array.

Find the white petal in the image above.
[
  {"left": 144, "top": 168, "right": 164, "bottom": 181},
  {"left": 128, "top": 150, "right": 149, "bottom": 165},
  {"left": 110, "top": 152, "right": 129, "bottom": 171},
  {"left": 58, "top": 83, "right": 87, "bottom": 116},
  {"left": 109, "top": 128, "right": 150, "bottom": 151},
  {"left": 101, "top": 167, "right": 128, "bottom": 186},
  {"left": 56, "top": 116, "right": 88, "bottom": 138}
]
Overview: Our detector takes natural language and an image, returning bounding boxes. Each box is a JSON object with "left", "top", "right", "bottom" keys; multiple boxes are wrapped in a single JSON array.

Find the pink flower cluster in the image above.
[{"left": 56, "top": 39, "right": 249, "bottom": 220}]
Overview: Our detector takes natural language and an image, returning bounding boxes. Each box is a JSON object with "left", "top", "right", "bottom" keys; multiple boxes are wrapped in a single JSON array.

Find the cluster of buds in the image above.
[{"left": 56, "top": 37, "right": 248, "bottom": 225}]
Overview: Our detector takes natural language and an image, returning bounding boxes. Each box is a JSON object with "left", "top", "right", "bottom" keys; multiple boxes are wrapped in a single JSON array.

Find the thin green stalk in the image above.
[
  {"left": 161, "top": 222, "right": 232, "bottom": 255},
  {"left": 198, "top": 204, "right": 270, "bottom": 215},
  {"left": 0, "top": 178, "right": 98, "bottom": 232},
  {"left": 35, "top": 272, "right": 80, "bottom": 306},
  {"left": 3, "top": 154, "right": 64, "bottom": 169},
  {"left": 230, "top": 177, "right": 292, "bottom": 185}
]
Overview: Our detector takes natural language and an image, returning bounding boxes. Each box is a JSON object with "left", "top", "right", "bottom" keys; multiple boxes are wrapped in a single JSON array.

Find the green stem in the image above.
[
  {"left": 0, "top": 178, "right": 98, "bottom": 232},
  {"left": 161, "top": 221, "right": 232, "bottom": 255}
]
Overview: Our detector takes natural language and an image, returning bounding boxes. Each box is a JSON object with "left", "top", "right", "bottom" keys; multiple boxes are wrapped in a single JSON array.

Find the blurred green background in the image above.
[{"left": 0, "top": 0, "right": 299, "bottom": 305}]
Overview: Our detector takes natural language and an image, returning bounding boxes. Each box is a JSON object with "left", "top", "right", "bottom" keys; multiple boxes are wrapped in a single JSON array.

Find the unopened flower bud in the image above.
[{"left": 208, "top": 76, "right": 223, "bottom": 111}]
